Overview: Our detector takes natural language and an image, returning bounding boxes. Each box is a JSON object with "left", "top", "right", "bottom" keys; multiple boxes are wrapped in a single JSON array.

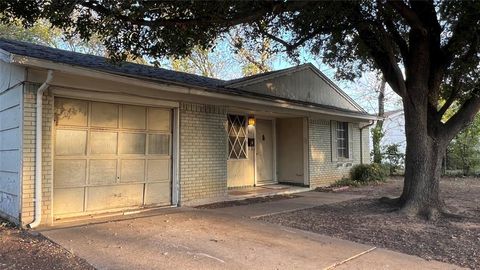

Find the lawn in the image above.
[
  {"left": 259, "top": 177, "right": 480, "bottom": 269},
  {"left": 0, "top": 221, "right": 93, "bottom": 270}
]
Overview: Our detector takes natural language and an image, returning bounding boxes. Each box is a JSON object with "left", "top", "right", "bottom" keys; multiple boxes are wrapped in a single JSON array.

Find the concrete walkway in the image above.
[
  {"left": 40, "top": 192, "right": 463, "bottom": 270},
  {"left": 213, "top": 191, "right": 364, "bottom": 218},
  {"left": 228, "top": 184, "right": 310, "bottom": 200}
]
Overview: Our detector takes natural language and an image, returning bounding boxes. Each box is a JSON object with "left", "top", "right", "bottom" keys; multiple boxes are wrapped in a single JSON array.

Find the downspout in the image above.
[
  {"left": 28, "top": 70, "right": 54, "bottom": 229},
  {"left": 359, "top": 120, "right": 375, "bottom": 164}
]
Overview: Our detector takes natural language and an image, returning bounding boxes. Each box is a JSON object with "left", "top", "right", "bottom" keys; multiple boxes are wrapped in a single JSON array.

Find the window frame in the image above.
[
  {"left": 336, "top": 121, "right": 349, "bottom": 159},
  {"left": 227, "top": 114, "right": 248, "bottom": 160}
]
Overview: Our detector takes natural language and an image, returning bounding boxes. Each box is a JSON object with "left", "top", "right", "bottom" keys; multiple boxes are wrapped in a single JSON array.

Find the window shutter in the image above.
[
  {"left": 348, "top": 122, "right": 354, "bottom": 160},
  {"left": 331, "top": 120, "right": 338, "bottom": 162}
]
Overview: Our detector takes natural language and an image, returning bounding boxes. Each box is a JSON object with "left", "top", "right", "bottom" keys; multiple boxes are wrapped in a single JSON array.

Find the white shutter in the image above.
[
  {"left": 348, "top": 123, "right": 354, "bottom": 160},
  {"left": 331, "top": 120, "right": 338, "bottom": 162}
]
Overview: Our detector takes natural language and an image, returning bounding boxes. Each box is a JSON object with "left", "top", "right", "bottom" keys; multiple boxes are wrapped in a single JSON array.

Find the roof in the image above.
[
  {"left": 0, "top": 38, "right": 374, "bottom": 119},
  {"left": 226, "top": 66, "right": 296, "bottom": 85},
  {"left": 0, "top": 38, "right": 224, "bottom": 90}
]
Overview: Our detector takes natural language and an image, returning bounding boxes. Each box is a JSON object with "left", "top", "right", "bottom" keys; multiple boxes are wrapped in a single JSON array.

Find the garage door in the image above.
[{"left": 53, "top": 98, "right": 172, "bottom": 217}]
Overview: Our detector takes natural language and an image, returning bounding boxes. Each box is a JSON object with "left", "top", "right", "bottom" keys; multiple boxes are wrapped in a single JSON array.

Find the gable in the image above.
[{"left": 232, "top": 67, "right": 363, "bottom": 112}]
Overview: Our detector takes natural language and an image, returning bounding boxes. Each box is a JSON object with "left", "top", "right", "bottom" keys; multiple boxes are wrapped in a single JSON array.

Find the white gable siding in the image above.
[
  {"left": 237, "top": 69, "right": 360, "bottom": 112},
  {"left": 382, "top": 112, "right": 406, "bottom": 153},
  {"left": 0, "top": 61, "right": 24, "bottom": 223}
]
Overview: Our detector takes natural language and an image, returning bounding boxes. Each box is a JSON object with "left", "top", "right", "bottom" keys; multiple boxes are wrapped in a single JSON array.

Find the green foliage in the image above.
[
  {"left": 371, "top": 124, "right": 384, "bottom": 164},
  {"left": 0, "top": 19, "right": 57, "bottom": 46},
  {"left": 447, "top": 114, "right": 480, "bottom": 175},
  {"left": 166, "top": 33, "right": 274, "bottom": 79},
  {"left": 332, "top": 177, "right": 362, "bottom": 187},
  {"left": 229, "top": 29, "right": 274, "bottom": 76},
  {"left": 350, "top": 164, "right": 389, "bottom": 184},
  {"left": 169, "top": 46, "right": 222, "bottom": 78},
  {"left": 382, "top": 144, "right": 405, "bottom": 175},
  {"left": 0, "top": 19, "right": 105, "bottom": 56}
]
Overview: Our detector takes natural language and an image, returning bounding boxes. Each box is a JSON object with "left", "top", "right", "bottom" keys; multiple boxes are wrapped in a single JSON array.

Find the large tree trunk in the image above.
[{"left": 395, "top": 99, "right": 447, "bottom": 219}]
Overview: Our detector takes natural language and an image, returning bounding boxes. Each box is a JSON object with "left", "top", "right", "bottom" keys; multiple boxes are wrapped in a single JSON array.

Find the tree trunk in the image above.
[
  {"left": 396, "top": 100, "right": 447, "bottom": 219},
  {"left": 372, "top": 77, "right": 386, "bottom": 164}
]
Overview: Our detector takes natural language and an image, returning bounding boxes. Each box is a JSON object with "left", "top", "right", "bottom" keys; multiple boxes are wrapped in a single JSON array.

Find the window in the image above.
[
  {"left": 337, "top": 122, "right": 349, "bottom": 159},
  {"left": 228, "top": 114, "right": 248, "bottom": 159}
]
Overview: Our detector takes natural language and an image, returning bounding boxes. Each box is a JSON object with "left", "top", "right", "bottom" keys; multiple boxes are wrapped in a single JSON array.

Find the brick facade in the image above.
[
  {"left": 179, "top": 103, "right": 228, "bottom": 205},
  {"left": 17, "top": 91, "right": 370, "bottom": 224},
  {"left": 308, "top": 119, "right": 369, "bottom": 188},
  {"left": 21, "top": 83, "right": 54, "bottom": 226}
]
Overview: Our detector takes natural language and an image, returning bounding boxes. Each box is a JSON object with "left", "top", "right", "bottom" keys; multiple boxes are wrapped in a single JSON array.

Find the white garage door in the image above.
[{"left": 53, "top": 98, "right": 172, "bottom": 218}]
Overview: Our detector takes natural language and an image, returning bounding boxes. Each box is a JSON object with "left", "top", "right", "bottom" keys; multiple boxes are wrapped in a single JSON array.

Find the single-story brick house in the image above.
[{"left": 0, "top": 39, "right": 374, "bottom": 227}]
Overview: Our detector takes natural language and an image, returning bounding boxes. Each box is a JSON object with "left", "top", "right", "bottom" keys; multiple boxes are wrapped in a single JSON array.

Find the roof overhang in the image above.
[{"left": 1, "top": 51, "right": 377, "bottom": 121}]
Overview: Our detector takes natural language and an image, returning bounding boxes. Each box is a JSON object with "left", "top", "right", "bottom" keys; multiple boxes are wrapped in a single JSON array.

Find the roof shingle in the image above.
[{"left": 0, "top": 38, "right": 225, "bottom": 89}]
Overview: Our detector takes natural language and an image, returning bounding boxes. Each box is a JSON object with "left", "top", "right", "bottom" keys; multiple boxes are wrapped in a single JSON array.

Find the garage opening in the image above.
[{"left": 53, "top": 97, "right": 173, "bottom": 219}]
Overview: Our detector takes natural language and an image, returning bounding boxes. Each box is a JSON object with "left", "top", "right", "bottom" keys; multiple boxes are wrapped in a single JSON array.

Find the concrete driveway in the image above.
[{"left": 41, "top": 200, "right": 461, "bottom": 270}]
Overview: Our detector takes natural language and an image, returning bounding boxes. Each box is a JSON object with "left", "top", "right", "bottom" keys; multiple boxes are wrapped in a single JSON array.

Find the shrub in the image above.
[
  {"left": 382, "top": 144, "right": 405, "bottom": 175},
  {"left": 349, "top": 163, "right": 389, "bottom": 184},
  {"left": 332, "top": 177, "right": 361, "bottom": 187}
]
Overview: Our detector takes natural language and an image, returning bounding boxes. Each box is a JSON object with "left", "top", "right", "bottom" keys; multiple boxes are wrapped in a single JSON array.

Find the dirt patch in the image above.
[
  {"left": 196, "top": 194, "right": 301, "bottom": 209},
  {"left": 0, "top": 221, "right": 94, "bottom": 270},
  {"left": 259, "top": 177, "right": 480, "bottom": 269}
]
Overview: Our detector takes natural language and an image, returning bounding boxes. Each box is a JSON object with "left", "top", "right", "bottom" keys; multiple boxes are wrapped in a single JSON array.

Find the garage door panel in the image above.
[
  {"left": 119, "top": 133, "right": 146, "bottom": 154},
  {"left": 54, "top": 188, "right": 85, "bottom": 215},
  {"left": 86, "top": 184, "right": 144, "bottom": 211},
  {"left": 122, "top": 105, "right": 146, "bottom": 129},
  {"left": 145, "top": 182, "right": 171, "bottom": 205},
  {"left": 54, "top": 159, "right": 87, "bottom": 187},
  {"left": 148, "top": 108, "right": 170, "bottom": 131},
  {"left": 55, "top": 130, "right": 87, "bottom": 156},
  {"left": 91, "top": 102, "right": 119, "bottom": 128},
  {"left": 90, "top": 131, "right": 117, "bottom": 155},
  {"left": 54, "top": 98, "right": 173, "bottom": 218},
  {"left": 89, "top": 159, "right": 117, "bottom": 185},
  {"left": 148, "top": 134, "right": 170, "bottom": 155},
  {"left": 55, "top": 98, "right": 88, "bottom": 127},
  {"left": 147, "top": 159, "right": 170, "bottom": 182},
  {"left": 120, "top": 159, "right": 145, "bottom": 183}
]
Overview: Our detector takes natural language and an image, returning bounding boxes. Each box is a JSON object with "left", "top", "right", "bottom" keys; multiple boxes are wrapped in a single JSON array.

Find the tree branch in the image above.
[
  {"left": 80, "top": 1, "right": 306, "bottom": 29},
  {"left": 386, "top": 0, "right": 426, "bottom": 33},
  {"left": 442, "top": 86, "right": 480, "bottom": 140},
  {"left": 383, "top": 16, "right": 409, "bottom": 62},
  {"left": 257, "top": 30, "right": 295, "bottom": 51},
  {"left": 437, "top": 88, "right": 458, "bottom": 118},
  {"left": 257, "top": 25, "right": 335, "bottom": 53},
  {"left": 354, "top": 19, "right": 407, "bottom": 98}
]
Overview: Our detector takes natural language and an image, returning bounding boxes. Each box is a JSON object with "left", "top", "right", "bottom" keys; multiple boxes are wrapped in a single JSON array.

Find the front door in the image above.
[{"left": 256, "top": 119, "right": 275, "bottom": 185}]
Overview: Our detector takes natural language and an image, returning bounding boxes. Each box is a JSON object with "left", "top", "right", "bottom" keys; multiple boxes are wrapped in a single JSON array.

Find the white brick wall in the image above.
[
  {"left": 21, "top": 83, "right": 53, "bottom": 226},
  {"left": 308, "top": 119, "right": 369, "bottom": 187},
  {"left": 179, "top": 103, "right": 228, "bottom": 205}
]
